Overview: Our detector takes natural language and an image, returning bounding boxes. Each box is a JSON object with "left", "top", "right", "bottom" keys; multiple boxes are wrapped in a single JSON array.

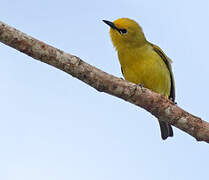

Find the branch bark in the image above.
[{"left": 0, "top": 21, "right": 208, "bottom": 143}]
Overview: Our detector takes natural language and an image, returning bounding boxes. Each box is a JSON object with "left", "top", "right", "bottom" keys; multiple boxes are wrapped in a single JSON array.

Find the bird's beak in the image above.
[{"left": 103, "top": 20, "right": 118, "bottom": 30}]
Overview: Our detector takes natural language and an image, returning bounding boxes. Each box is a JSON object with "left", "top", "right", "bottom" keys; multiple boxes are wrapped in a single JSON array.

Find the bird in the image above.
[{"left": 103, "top": 18, "right": 175, "bottom": 140}]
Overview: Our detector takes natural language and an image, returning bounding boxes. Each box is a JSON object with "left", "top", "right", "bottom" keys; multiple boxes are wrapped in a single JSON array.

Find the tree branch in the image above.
[{"left": 0, "top": 21, "right": 208, "bottom": 143}]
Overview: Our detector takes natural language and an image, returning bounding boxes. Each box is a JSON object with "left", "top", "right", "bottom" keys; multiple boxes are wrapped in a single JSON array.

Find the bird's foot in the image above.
[
  {"left": 138, "top": 83, "right": 144, "bottom": 88},
  {"left": 169, "top": 97, "right": 177, "bottom": 105}
]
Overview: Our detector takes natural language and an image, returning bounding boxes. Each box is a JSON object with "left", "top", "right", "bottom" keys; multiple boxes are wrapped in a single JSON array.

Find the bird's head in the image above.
[{"left": 103, "top": 18, "right": 146, "bottom": 50}]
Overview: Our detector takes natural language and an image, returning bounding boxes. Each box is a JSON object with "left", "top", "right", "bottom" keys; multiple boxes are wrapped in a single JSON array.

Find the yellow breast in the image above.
[{"left": 118, "top": 44, "right": 171, "bottom": 97}]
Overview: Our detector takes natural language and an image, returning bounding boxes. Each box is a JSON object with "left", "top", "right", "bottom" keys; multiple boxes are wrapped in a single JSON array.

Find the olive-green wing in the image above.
[{"left": 150, "top": 43, "right": 175, "bottom": 102}]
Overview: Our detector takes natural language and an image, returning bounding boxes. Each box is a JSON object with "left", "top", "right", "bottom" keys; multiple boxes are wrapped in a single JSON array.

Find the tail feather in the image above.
[
  {"left": 168, "top": 123, "right": 173, "bottom": 137},
  {"left": 159, "top": 120, "right": 173, "bottom": 140}
]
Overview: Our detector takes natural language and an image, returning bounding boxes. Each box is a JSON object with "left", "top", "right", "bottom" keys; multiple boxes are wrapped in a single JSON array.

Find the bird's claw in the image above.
[
  {"left": 169, "top": 97, "right": 177, "bottom": 104},
  {"left": 138, "top": 83, "right": 144, "bottom": 88}
]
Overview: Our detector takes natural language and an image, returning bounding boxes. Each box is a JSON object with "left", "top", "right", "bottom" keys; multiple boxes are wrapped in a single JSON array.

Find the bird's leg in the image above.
[
  {"left": 169, "top": 97, "right": 177, "bottom": 104},
  {"left": 138, "top": 83, "right": 144, "bottom": 88}
]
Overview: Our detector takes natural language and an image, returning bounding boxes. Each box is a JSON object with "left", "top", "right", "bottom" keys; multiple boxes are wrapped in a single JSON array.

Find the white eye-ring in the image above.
[{"left": 119, "top": 29, "right": 127, "bottom": 34}]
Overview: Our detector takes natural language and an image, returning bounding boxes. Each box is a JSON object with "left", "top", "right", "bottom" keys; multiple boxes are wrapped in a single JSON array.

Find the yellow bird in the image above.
[{"left": 103, "top": 18, "right": 175, "bottom": 140}]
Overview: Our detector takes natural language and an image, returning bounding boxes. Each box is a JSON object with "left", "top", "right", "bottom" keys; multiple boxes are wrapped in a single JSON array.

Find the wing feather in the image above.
[{"left": 150, "top": 43, "right": 175, "bottom": 102}]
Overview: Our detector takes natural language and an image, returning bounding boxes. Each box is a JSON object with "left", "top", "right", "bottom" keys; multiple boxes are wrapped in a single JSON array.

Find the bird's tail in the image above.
[{"left": 158, "top": 120, "right": 173, "bottom": 140}]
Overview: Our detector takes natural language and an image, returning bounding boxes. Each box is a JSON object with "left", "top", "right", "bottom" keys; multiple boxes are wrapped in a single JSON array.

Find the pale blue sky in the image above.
[{"left": 1, "top": 1, "right": 209, "bottom": 180}]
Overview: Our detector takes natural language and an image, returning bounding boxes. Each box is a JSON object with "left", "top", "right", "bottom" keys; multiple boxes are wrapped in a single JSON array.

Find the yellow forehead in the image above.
[{"left": 113, "top": 18, "right": 140, "bottom": 29}]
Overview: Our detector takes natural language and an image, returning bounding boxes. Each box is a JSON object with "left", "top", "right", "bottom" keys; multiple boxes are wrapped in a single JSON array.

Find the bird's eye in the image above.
[{"left": 120, "top": 29, "right": 127, "bottom": 34}]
